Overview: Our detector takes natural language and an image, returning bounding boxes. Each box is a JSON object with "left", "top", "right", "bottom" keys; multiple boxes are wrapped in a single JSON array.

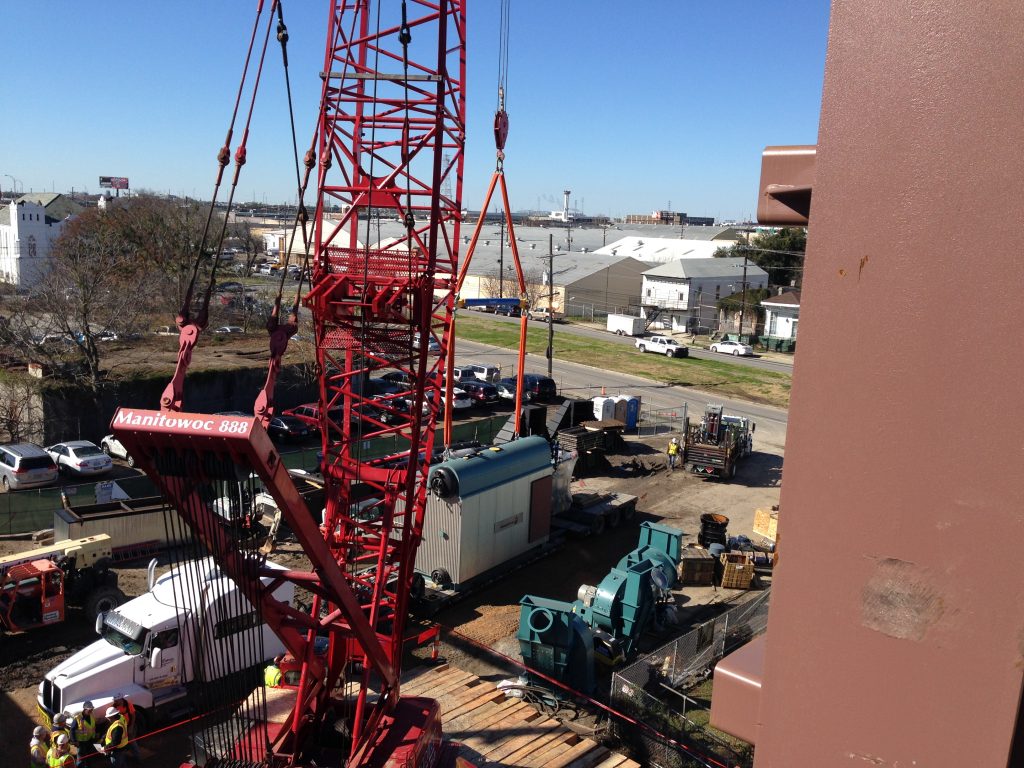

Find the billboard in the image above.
[{"left": 99, "top": 176, "right": 129, "bottom": 190}]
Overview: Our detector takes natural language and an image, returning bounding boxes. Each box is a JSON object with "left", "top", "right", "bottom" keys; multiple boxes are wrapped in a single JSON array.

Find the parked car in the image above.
[
  {"left": 527, "top": 306, "right": 564, "bottom": 322},
  {"left": 453, "top": 363, "right": 501, "bottom": 383},
  {"left": 267, "top": 415, "right": 312, "bottom": 442},
  {"left": 710, "top": 340, "right": 755, "bottom": 356},
  {"left": 0, "top": 443, "right": 59, "bottom": 491},
  {"left": 493, "top": 305, "right": 522, "bottom": 317},
  {"left": 446, "top": 387, "right": 474, "bottom": 411},
  {"left": 215, "top": 281, "right": 244, "bottom": 293},
  {"left": 257, "top": 264, "right": 280, "bottom": 276},
  {"left": 412, "top": 335, "right": 441, "bottom": 353},
  {"left": 99, "top": 434, "right": 135, "bottom": 467},
  {"left": 153, "top": 325, "right": 177, "bottom": 336},
  {"left": 380, "top": 370, "right": 415, "bottom": 386},
  {"left": 214, "top": 326, "right": 245, "bottom": 334},
  {"left": 521, "top": 373, "right": 558, "bottom": 402},
  {"left": 459, "top": 381, "right": 500, "bottom": 406},
  {"left": 44, "top": 440, "right": 113, "bottom": 477},
  {"left": 94, "top": 330, "right": 119, "bottom": 342},
  {"left": 497, "top": 377, "right": 533, "bottom": 403}
]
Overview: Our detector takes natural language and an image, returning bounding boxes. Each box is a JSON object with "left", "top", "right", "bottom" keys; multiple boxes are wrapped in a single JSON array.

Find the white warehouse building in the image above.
[{"left": 641, "top": 257, "right": 769, "bottom": 332}]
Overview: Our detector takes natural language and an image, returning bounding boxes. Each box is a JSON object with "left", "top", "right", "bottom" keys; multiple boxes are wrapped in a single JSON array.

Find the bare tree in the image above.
[{"left": 0, "top": 371, "right": 42, "bottom": 443}]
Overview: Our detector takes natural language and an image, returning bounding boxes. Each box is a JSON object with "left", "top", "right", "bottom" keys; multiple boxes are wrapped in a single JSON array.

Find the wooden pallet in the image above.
[{"left": 403, "top": 665, "right": 641, "bottom": 768}]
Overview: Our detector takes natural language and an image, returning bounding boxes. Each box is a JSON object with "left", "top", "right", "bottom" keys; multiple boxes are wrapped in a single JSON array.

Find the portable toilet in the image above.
[
  {"left": 592, "top": 396, "right": 616, "bottom": 421},
  {"left": 612, "top": 396, "right": 629, "bottom": 424},
  {"left": 624, "top": 396, "right": 641, "bottom": 429}
]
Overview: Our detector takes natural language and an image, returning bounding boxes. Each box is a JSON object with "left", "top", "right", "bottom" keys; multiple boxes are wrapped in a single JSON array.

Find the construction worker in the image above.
[
  {"left": 264, "top": 654, "right": 284, "bottom": 688},
  {"left": 30, "top": 725, "right": 50, "bottom": 768},
  {"left": 50, "top": 713, "right": 73, "bottom": 751},
  {"left": 99, "top": 707, "right": 128, "bottom": 767},
  {"left": 71, "top": 702, "right": 96, "bottom": 765},
  {"left": 667, "top": 436, "right": 680, "bottom": 470},
  {"left": 111, "top": 694, "right": 140, "bottom": 762},
  {"left": 45, "top": 733, "right": 75, "bottom": 768}
]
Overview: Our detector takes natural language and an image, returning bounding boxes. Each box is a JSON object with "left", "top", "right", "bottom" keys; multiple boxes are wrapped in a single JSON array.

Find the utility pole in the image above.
[
  {"left": 547, "top": 234, "right": 554, "bottom": 377},
  {"left": 563, "top": 189, "right": 572, "bottom": 255},
  {"left": 738, "top": 253, "right": 749, "bottom": 339}
]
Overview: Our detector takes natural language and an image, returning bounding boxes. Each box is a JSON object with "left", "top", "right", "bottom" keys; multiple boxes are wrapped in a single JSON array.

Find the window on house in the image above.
[
  {"left": 646, "top": 288, "right": 651, "bottom": 297},
  {"left": 678, "top": 292, "right": 684, "bottom": 302},
  {"left": 715, "top": 286, "right": 720, "bottom": 300},
  {"left": 768, "top": 313, "right": 778, "bottom": 336},
  {"left": 791, "top": 319, "right": 798, "bottom": 338}
]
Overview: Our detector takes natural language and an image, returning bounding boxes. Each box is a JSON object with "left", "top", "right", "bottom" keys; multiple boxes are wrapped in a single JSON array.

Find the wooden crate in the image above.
[
  {"left": 753, "top": 506, "right": 779, "bottom": 541},
  {"left": 678, "top": 545, "right": 716, "bottom": 586},
  {"left": 720, "top": 552, "right": 754, "bottom": 589}
]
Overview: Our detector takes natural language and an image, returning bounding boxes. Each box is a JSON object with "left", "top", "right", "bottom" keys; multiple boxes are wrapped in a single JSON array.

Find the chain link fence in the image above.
[{"left": 610, "top": 589, "right": 772, "bottom": 768}]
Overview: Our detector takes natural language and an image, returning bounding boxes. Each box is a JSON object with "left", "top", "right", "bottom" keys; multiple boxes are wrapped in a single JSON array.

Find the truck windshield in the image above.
[{"left": 100, "top": 612, "right": 148, "bottom": 656}]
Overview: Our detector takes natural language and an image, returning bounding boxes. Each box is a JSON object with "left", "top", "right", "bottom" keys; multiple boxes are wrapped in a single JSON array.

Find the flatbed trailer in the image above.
[{"left": 683, "top": 404, "right": 754, "bottom": 481}]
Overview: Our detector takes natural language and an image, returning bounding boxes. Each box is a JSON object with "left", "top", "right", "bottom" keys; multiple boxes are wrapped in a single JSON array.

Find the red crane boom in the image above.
[{"left": 112, "top": 2, "right": 466, "bottom": 765}]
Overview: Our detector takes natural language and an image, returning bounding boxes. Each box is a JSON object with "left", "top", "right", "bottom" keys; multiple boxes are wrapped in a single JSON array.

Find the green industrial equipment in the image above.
[{"left": 517, "top": 522, "right": 685, "bottom": 689}]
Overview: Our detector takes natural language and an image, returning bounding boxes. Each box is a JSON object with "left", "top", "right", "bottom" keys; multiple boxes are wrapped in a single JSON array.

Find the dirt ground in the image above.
[{"left": 0, "top": 429, "right": 781, "bottom": 766}]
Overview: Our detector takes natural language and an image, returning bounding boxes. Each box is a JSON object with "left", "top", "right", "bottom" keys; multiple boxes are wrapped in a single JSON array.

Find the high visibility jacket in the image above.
[
  {"left": 49, "top": 728, "right": 71, "bottom": 749},
  {"left": 667, "top": 442, "right": 679, "bottom": 456},
  {"left": 29, "top": 738, "right": 48, "bottom": 768},
  {"left": 44, "top": 747, "right": 73, "bottom": 768},
  {"left": 72, "top": 712, "right": 95, "bottom": 742},
  {"left": 264, "top": 664, "right": 282, "bottom": 688},
  {"left": 103, "top": 716, "right": 128, "bottom": 751}
]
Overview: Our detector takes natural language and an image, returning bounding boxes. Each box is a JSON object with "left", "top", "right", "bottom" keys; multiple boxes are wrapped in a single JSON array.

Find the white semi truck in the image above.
[{"left": 38, "top": 556, "right": 291, "bottom": 725}]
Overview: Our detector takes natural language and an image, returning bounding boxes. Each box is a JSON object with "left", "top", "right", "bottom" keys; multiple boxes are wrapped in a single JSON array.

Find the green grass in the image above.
[{"left": 454, "top": 315, "right": 791, "bottom": 409}]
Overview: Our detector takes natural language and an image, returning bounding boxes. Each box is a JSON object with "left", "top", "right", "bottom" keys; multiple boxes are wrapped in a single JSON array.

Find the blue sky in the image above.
[{"left": 1, "top": 1, "right": 829, "bottom": 221}]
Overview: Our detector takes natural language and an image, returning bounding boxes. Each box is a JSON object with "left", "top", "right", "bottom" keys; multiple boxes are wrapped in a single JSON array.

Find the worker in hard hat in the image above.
[
  {"left": 46, "top": 733, "right": 76, "bottom": 768},
  {"left": 99, "top": 706, "right": 129, "bottom": 767},
  {"left": 50, "top": 713, "right": 73, "bottom": 751},
  {"left": 71, "top": 702, "right": 96, "bottom": 764},
  {"left": 265, "top": 654, "right": 284, "bottom": 688},
  {"left": 30, "top": 725, "right": 50, "bottom": 768},
  {"left": 667, "top": 436, "right": 680, "bottom": 471}
]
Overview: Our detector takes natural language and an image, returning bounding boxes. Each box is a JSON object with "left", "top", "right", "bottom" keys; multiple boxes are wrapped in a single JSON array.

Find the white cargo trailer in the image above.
[{"left": 606, "top": 314, "right": 645, "bottom": 336}]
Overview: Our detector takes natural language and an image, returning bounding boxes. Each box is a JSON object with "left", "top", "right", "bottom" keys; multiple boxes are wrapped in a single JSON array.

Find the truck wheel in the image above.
[
  {"left": 430, "top": 569, "right": 453, "bottom": 591},
  {"left": 85, "top": 586, "right": 126, "bottom": 620},
  {"left": 665, "top": 349, "right": 673, "bottom": 357},
  {"left": 127, "top": 454, "right": 136, "bottom": 468},
  {"left": 638, "top": 345, "right": 646, "bottom": 353},
  {"left": 1, "top": 476, "right": 8, "bottom": 492}
]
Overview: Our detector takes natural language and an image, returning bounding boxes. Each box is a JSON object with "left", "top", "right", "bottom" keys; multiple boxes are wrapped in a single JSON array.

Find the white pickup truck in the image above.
[
  {"left": 38, "top": 557, "right": 291, "bottom": 726},
  {"left": 635, "top": 335, "right": 688, "bottom": 358}
]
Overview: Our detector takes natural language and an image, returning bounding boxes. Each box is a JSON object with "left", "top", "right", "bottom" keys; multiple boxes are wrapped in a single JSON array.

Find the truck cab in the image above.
[{"left": 38, "top": 557, "right": 291, "bottom": 724}]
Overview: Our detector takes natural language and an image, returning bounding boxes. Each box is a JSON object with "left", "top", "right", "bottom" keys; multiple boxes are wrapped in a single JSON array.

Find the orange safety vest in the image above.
[{"left": 103, "top": 716, "right": 128, "bottom": 751}]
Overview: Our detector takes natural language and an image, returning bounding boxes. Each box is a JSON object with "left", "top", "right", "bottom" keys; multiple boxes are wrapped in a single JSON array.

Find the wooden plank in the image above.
[
  {"left": 546, "top": 739, "right": 605, "bottom": 768},
  {"left": 590, "top": 756, "right": 629, "bottom": 768},
  {"left": 440, "top": 686, "right": 506, "bottom": 721},
  {"left": 503, "top": 727, "right": 575, "bottom": 766},
  {"left": 444, "top": 696, "right": 513, "bottom": 732},
  {"left": 458, "top": 707, "right": 546, "bottom": 754},
  {"left": 404, "top": 668, "right": 475, "bottom": 697},
  {"left": 477, "top": 717, "right": 563, "bottom": 763},
  {"left": 519, "top": 732, "right": 581, "bottom": 768},
  {"left": 449, "top": 700, "right": 534, "bottom": 743}
]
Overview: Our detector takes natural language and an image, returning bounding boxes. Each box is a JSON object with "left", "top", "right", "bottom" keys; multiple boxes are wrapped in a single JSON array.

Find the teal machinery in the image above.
[{"left": 518, "top": 521, "right": 684, "bottom": 692}]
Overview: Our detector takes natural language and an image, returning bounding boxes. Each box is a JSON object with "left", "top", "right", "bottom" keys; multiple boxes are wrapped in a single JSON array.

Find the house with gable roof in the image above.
[{"left": 0, "top": 193, "right": 83, "bottom": 289}]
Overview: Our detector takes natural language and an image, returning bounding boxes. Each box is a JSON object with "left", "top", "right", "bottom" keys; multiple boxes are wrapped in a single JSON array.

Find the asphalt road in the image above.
[
  {"left": 453, "top": 339, "right": 789, "bottom": 453},
  {"left": 474, "top": 311, "right": 796, "bottom": 374}
]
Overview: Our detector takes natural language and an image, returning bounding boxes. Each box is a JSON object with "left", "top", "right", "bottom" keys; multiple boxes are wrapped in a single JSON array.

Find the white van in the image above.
[{"left": 454, "top": 363, "right": 501, "bottom": 383}]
